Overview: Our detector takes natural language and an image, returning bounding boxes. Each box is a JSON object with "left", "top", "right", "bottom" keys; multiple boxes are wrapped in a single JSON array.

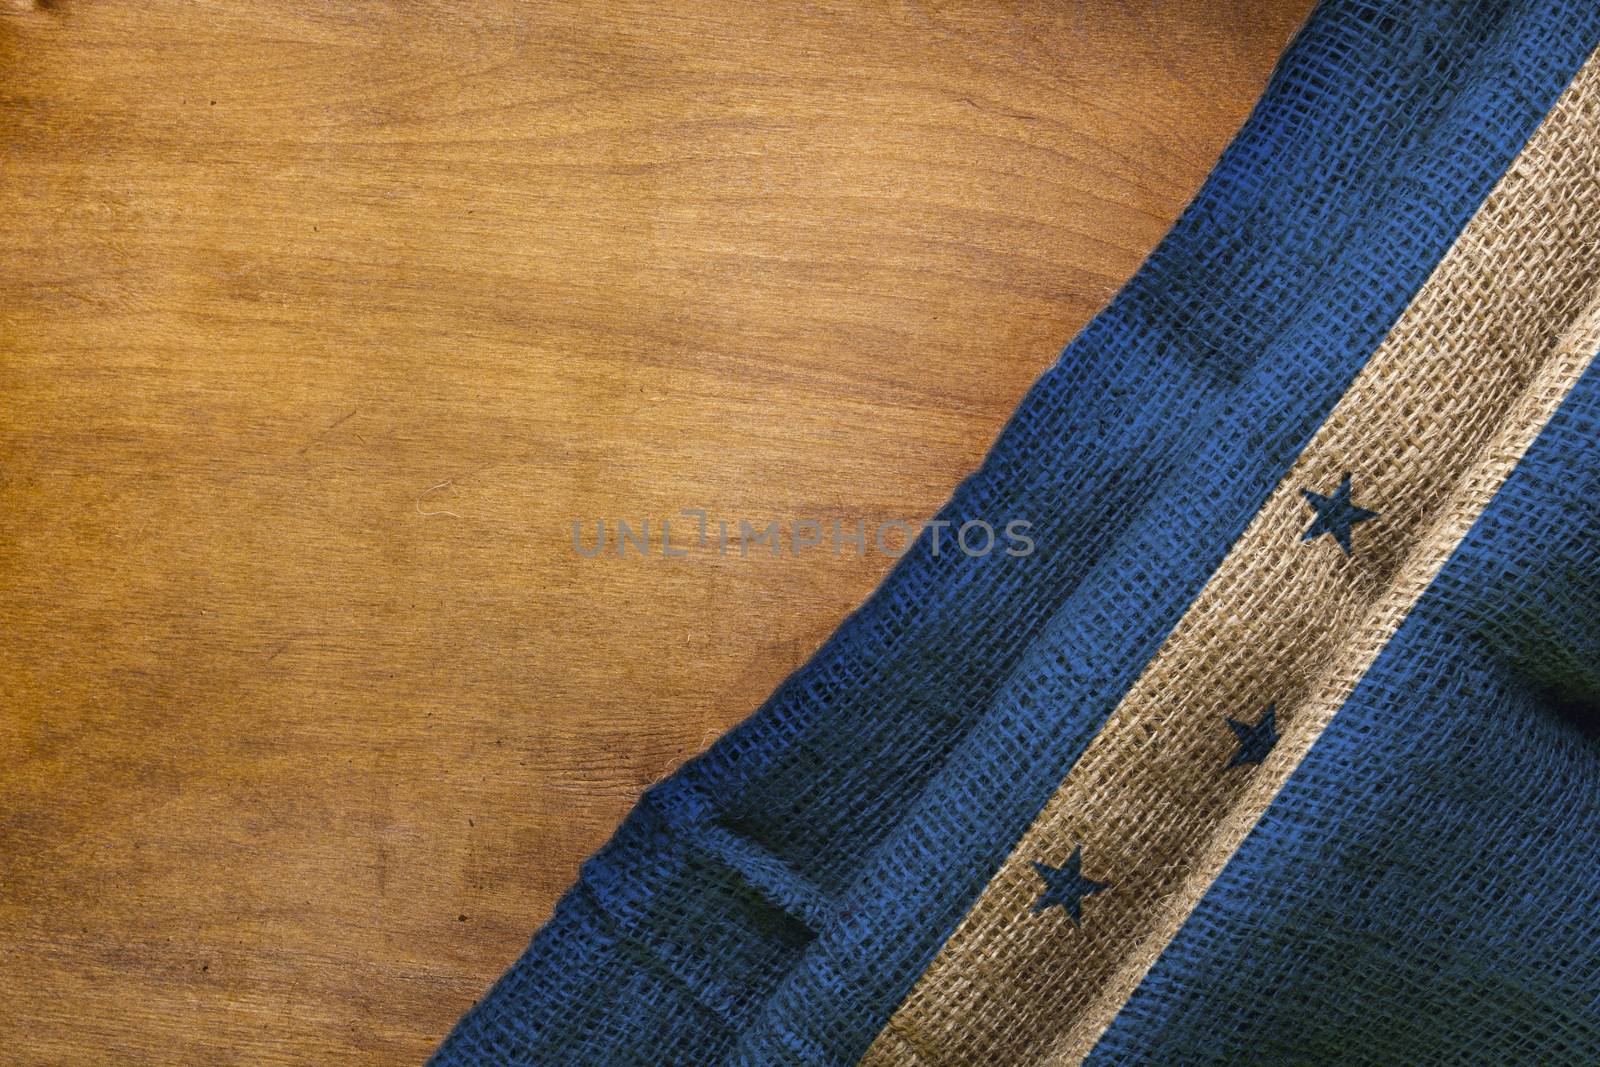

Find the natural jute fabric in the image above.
[
  {"left": 869, "top": 47, "right": 1600, "bottom": 1065},
  {"left": 432, "top": 3, "right": 1600, "bottom": 1063}
]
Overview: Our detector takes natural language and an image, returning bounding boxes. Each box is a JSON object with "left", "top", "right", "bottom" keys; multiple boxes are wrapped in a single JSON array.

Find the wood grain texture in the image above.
[{"left": 0, "top": 1, "right": 1311, "bottom": 1062}]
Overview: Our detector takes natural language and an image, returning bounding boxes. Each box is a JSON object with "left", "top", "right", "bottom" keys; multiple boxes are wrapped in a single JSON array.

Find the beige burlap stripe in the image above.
[{"left": 862, "top": 49, "right": 1600, "bottom": 1067}]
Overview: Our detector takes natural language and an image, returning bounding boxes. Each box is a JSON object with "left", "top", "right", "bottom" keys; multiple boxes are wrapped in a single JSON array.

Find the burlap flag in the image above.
[{"left": 434, "top": 2, "right": 1600, "bottom": 1063}]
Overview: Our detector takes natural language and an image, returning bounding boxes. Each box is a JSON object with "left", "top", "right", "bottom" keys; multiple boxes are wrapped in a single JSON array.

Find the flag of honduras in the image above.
[{"left": 434, "top": 2, "right": 1600, "bottom": 1062}]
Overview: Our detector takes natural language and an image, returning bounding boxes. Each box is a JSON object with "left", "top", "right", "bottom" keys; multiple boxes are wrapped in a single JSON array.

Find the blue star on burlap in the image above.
[
  {"left": 1031, "top": 847, "right": 1106, "bottom": 926},
  {"left": 1226, "top": 705, "right": 1280, "bottom": 767},
  {"left": 1301, "top": 473, "right": 1379, "bottom": 555}
]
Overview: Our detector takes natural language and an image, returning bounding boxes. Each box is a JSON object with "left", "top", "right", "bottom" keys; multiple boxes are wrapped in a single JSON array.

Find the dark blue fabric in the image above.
[
  {"left": 1087, "top": 355, "right": 1600, "bottom": 1066},
  {"left": 432, "top": 2, "right": 1600, "bottom": 1063}
]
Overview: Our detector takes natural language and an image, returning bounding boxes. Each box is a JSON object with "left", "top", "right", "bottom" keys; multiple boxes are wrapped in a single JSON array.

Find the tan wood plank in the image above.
[{"left": 0, "top": 2, "right": 1311, "bottom": 1061}]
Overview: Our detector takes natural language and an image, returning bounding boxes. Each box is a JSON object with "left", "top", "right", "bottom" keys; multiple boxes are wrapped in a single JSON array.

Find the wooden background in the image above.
[{"left": 0, "top": 1, "right": 1311, "bottom": 1062}]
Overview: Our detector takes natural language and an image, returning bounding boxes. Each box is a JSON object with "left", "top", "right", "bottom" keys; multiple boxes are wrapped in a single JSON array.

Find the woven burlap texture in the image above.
[{"left": 867, "top": 46, "right": 1600, "bottom": 1067}]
